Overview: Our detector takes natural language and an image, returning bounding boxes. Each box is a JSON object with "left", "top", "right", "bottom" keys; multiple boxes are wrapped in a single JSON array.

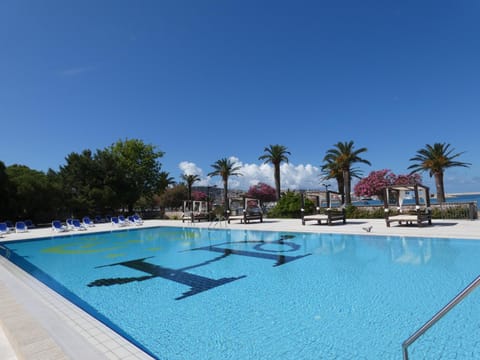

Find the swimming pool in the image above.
[{"left": 1, "top": 227, "right": 480, "bottom": 359}]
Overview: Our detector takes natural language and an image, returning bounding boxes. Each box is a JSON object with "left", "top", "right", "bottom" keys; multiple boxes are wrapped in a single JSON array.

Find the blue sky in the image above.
[{"left": 1, "top": 1, "right": 479, "bottom": 193}]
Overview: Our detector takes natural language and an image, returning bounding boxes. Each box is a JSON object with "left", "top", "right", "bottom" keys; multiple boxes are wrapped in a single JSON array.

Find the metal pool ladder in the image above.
[
  {"left": 0, "top": 244, "right": 11, "bottom": 258},
  {"left": 402, "top": 275, "right": 480, "bottom": 360}
]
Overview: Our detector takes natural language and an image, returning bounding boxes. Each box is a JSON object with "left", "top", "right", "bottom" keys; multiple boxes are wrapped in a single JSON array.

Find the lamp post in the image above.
[
  {"left": 322, "top": 183, "right": 330, "bottom": 193},
  {"left": 207, "top": 185, "right": 211, "bottom": 220},
  {"left": 322, "top": 183, "right": 331, "bottom": 208},
  {"left": 207, "top": 185, "right": 217, "bottom": 221}
]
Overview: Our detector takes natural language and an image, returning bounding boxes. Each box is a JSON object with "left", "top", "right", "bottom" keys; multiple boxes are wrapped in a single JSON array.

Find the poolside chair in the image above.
[
  {"left": 52, "top": 220, "right": 68, "bottom": 232},
  {"left": 94, "top": 215, "right": 105, "bottom": 223},
  {"left": 24, "top": 219, "right": 35, "bottom": 229},
  {"left": 182, "top": 200, "right": 210, "bottom": 223},
  {"left": 0, "top": 222, "right": 9, "bottom": 236},
  {"left": 15, "top": 221, "right": 28, "bottom": 233},
  {"left": 226, "top": 198, "right": 263, "bottom": 224},
  {"left": 72, "top": 219, "right": 87, "bottom": 231},
  {"left": 301, "top": 191, "right": 346, "bottom": 226},
  {"left": 383, "top": 184, "right": 432, "bottom": 227},
  {"left": 226, "top": 208, "right": 243, "bottom": 223},
  {"left": 111, "top": 217, "right": 127, "bottom": 227},
  {"left": 5, "top": 221, "right": 15, "bottom": 232},
  {"left": 66, "top": 218, "right": 75, "bottom": 230},
  {"left": 82, "top": 216, "right": 95, "bottom": 227},
  {"left": 118, "top": 215, "right": 131, "bottom": 226},
  {"left": 128, "top": 215, "right": 143, "bottom": 226},
  {"left": 243, "top": 198, "right": 263, "bottom": 224},
  {"left": 132, "top": 214, "right": 144, "bottom": 225}
]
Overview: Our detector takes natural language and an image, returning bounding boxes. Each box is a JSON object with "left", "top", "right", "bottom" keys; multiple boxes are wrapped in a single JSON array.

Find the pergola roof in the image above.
[{"left": 386, "top": 184, "right": 429, "bottom": 192}]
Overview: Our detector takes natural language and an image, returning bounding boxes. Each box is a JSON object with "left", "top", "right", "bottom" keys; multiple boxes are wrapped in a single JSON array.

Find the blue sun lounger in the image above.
[
  {"left": 15, "top": 221, "right": 28, "bottom": 233},
  {"left": 118, "top": 215, "right": 131, "bottom": 226},
  {"left": 24, "top": 219, "right": 35, "bottom": 229},
  {"left": 72, "top": 219, "right": 87, "bottom": 231},
  {"left": 5, "top": 221, "right": 15, "bottom": 232},
  {"left": 82, "top": 216, "right": 95, "bottom": 227},
  {"left": 128, "top": 215, "right": 143, "bottom": 226},
  {"left": 0, "top": 222, "right": 9, "bottom": 236},
  {"left": 111, "top": 217, "right": 127, "bottom": 227},
  {"left": 52, "top": 220, "right": 68, "bottom": 232}
]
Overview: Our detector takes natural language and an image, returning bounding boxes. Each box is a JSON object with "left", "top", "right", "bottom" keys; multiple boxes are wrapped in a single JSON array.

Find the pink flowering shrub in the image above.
[
  {"left": 354, "top": 170, "right": 422, "bottom": 201},
  {"left": 192, "top": 190, "right": 207, "bottom": 201},
  {"left": 246, "top": 182, "right": 277, "bottom": 202},
  {"left": 394, "top": 173, "right": 422, "bottom": 186}
]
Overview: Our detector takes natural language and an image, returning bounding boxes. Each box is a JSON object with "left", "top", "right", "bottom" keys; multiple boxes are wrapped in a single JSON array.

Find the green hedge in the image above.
[
  {"left": 344, "top": 205, "right": 476, "bottom": 220},
  {"left": 267, "top": 191, "right": 314, "bottom": 218}
]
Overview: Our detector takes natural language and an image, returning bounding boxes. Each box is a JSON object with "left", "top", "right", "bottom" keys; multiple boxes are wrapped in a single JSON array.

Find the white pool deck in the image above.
[{"left": 1, "top": 218, "right": 479, "bottom": 359}]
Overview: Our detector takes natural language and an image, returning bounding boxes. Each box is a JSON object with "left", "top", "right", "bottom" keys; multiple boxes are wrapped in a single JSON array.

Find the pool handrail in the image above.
[{"left": 402, "top": 274, "right": 480, "bottom": 359}]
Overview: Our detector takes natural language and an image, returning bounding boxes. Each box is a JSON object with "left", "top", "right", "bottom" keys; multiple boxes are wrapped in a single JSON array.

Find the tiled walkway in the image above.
[
  {"left": 0, "top": 325, "right": 17, "bottom": 360},
  {"left": 1, "top": 218, "right": 479, "bottom": 359}
]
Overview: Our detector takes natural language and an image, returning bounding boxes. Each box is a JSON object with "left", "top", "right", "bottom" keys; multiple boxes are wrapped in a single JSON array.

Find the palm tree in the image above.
[
  {"left": 321, "top": 158, "right": 344, "bottom": 197},
  {"left": 157, "top": 171, "right": 175, "bottom": 193},
  {"left": 207, "top": 158, "right": 242, "bottom": 211},
  {"left": 320, "top": 161, "right": 363, "bottom": 199},
  {"left": 408, "top": 143, "right": 471, "bottom": 203},
  {"left": 259, "top": 144, "right": 291, "bottom": 200},
  {"left": 323, "top": 141, "right": 371, "bottom": 205},
  {"left": 181, "top": 173, "right": 201, "bottom": 201}
]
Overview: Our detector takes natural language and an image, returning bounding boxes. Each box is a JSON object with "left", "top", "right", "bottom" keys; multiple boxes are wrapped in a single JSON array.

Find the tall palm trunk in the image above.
[
  {"left": 435, "top": 171, "right": 445, "bottom": 203},
  {"left": 274, "top": 164, "right": 281, "bottom": 200},
  {"left": 343, "top": 169, "right": 351, "bottom": 204},
  {"left": 223, "top": 178, "right": 229, "bottom": 211},
  {"left": 336, "top": 175, "right": 344, "bottom": 198}
]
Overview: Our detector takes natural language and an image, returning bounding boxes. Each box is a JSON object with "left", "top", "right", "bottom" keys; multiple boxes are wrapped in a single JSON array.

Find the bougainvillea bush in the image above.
[
  {"left": 354, "top": 169, "right": 422, "bottom": 201},
  {"left": 192, "top": 190, "right": 207, "bottom": 201},
  {"left": 245, "top": 182, "right": 277, "bottom": 202}
]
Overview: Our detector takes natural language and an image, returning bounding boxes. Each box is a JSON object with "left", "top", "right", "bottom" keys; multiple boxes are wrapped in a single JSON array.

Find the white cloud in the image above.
[
  {"left": 179, "top": 161, "right": 214, "bottom": 187},
  {"left": 179, "top": 161, "right": 204, "bottom": 176},
  {"left": 178, "top": 158, "right": 329, "bottom": 191},
  {"left": 280, "top": 163, "right": 323, "bottom": 190}
]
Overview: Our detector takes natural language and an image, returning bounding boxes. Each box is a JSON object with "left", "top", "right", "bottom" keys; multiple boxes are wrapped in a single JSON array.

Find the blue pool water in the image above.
[{"left": 1, "top": 227, "right": 480, "bottom": 359}]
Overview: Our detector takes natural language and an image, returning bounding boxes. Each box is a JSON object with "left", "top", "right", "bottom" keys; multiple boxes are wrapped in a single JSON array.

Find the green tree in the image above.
[
  {"left": 157, "top": 184, "right": 188, "bottom": 210},
  {"left": 45, "top": 168, "right": 66, "bottom": 219},
  {"left": 268, "top": 190, "right": 314, "bottom": 218},
  {"left": 0, "top": 161, "right": 13, "bottom": 219},
  {"left": 208, "top": 158, "right": 242, "bottom": 211},
  {"left": 408, "top": 143, "right": 471, "bottom": 203},
  {"left": 93, "top": 148, "right": 124, "bottom": 212},
  {"left": 136, "top": 171, "right": 174, "bottom": 215},
  {"left": 106, "top": 139, "right": 164, "bottom": 212},
  {"left": 6, "top": 165, "right": 55, "bottom": 222},
  {"left": 59, "top": 150, "right": 98, "bottom": 216},
  {"left": 181, "top": 174, "right": 201, "bottom": 201},
  {"left": 58, "top": 139, "right": 165, "bottom": 214},
  {"left": 323, "top": 141, "right": 371, "bottom": 205},
  {"left": 259, "top": 144, "right": 291, "bottom": 200}
]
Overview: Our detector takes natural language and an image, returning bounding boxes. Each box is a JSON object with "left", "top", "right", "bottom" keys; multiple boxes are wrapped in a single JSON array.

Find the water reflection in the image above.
[
  {"left": 388, "top": 237, "right": 432, "bottom": 265},
  {"left": 311, "top": 235, "right": 346, "bottom": 255}
]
